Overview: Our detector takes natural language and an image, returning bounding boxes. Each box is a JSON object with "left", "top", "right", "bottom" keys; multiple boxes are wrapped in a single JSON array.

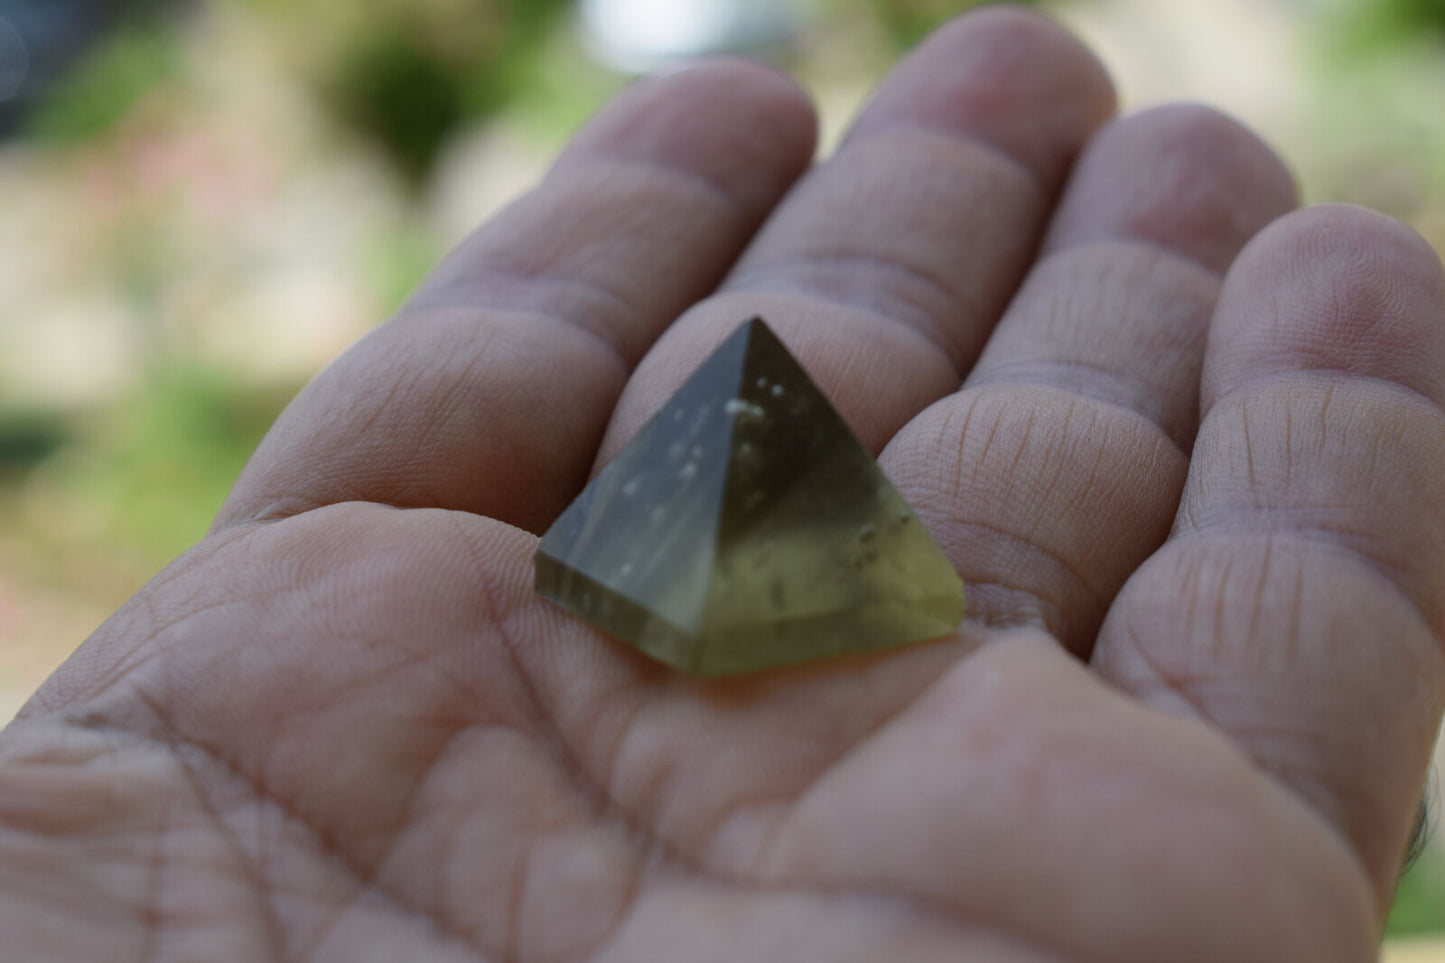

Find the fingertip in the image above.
[
  {"left": 849, "top": 4, "right": 1116, "bottom": 192},
  {"left": 1205, "top": 202, "right": 1445, "bottom": 408},
  {"left": 1047, "top": 102, "right": 1298, "bottom": 273},
  {"left": 555, "top": 58, "right": 818, "bottom": 216},
  {"left": 1249, "top": 202, "right": 1442, "bottom": 268},
  {"left": 1254, "top": 202, "right": 1444, "bottom": 286}
]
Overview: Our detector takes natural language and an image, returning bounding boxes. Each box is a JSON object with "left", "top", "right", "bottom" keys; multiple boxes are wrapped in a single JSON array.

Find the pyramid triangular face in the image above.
[{"left": 535, "top": 318, "right": 965, "bottom": 676}]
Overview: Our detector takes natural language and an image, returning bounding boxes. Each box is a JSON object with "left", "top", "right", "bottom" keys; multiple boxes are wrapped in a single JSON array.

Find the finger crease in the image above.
[
  {"left": 729, "top": 250, "right": 985, "bottom": 371},
  {"left": 971, "top": 362, "right": 1192, "bottom": 458},
  {"left": 65, "top": 704, "right": 489, "bottom": 963},
  {"left": 407, "top": 270, "right": 643, "bottom": 371}
]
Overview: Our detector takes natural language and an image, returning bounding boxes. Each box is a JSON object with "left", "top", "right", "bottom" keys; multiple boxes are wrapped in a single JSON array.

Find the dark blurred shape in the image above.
[
  {"left": 0, "top": 412, "right": 68, "bottom": 475},
  {"left": 326, "top": 28, "right": 473, "bottom": 184},
  {"left": 315, "top": 0, "right": 575, "bottom": 184},
  {"left": 1329, "top": 0, "right": 1445, "bottom": 58},
  {"left": 0, "top": 0, "right": 183, "bottom": 139},
  {"left": 0, "top": 15, "right": 26, "bottom": 118},
  {"left": 1375, "top": 0, "right": 1445, "bottom": 36}
]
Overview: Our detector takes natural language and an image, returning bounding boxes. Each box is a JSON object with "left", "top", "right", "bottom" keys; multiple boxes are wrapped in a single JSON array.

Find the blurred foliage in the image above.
[
  {"left": 1346, "top": 0, "right": 1445, "bottom": 47},
  {"left": 21, "top": 0, "right": 584, "bottom": 179},
  {"left": 24, "top": 368, "right": 288, "bottom": 568},
  {"left": 238, "top": 0, "right": 576, "bottom": 181},
  {"left": 1390, "top": 845, "right": 1445, "bottom": 936},
  {"left": 24, "top": 13, "right": 183, "bottom": 144},
  {"left": 369, "top": 222, "right": 448, "bottom": 314},
  {"left": 0, "top": 413, "right": 69, "bottom": 477},
  {"left": 1298, "top": 0, "right": 1445, "bottom": 233},
  {"left": 1319, "top": 0, "right": 1445, "bottom": 80}
]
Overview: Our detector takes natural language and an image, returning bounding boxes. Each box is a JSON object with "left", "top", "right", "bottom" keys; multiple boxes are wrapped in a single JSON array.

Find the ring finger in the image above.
[{"left": 883, "top": 103, "right": 1296, "bottom": 653}]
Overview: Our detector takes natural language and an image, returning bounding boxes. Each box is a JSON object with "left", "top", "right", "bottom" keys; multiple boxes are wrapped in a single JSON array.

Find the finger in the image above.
[
  {"left": 881, "top": 105, "right": 1295, "bottom": 652},
  {"left": 1093, "top": 204, "right": 1445, "bottom": 910},
  {"left": 598, "top": 7, "right": 1115, "bottom": 462},
  {"left": 215, "top": 61, "right": 816, "bottom": 534},
  {"left": 973, "top": 104, "right": 1297, "bottom": 448}
]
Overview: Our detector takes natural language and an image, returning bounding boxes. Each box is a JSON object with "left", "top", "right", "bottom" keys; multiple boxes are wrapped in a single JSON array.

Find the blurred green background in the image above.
[{"left": 0, "top": 0, "right": 1443, "bottom": 949}]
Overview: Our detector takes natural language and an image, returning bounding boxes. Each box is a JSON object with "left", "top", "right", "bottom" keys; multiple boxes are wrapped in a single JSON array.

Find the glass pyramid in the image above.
[{"left": 535, "top": 318, "right": 965, "bottom": 676}]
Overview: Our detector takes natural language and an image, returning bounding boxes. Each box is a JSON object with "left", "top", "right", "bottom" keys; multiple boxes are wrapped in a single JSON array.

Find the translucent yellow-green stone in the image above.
[{"left": 534, "top": 318, "right": 965, "bottom": 676}]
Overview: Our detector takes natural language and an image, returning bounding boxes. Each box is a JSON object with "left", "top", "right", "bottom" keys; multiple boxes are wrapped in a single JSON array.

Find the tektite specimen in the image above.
[{"left": 534, "top": 318, "right": 965, "bottom": 676}]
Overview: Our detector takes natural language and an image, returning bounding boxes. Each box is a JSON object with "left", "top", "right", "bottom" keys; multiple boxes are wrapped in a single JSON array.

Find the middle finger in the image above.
[
  {"left": 598, "top": 7, "right": 1115, "bottom": 462},
  {"left": 884, "top": 105, "right": 1296, "bottom": 652}
]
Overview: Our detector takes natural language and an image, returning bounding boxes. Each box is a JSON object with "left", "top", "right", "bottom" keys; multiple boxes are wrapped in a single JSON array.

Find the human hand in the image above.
[{"left": 4, "top": 7, "right": 1443, "bottom": 961}]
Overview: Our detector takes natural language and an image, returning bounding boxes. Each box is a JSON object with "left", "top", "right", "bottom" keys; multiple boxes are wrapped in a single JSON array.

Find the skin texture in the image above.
[{"left": 3, "top": 7, "right": 1444, "bottom": 961}]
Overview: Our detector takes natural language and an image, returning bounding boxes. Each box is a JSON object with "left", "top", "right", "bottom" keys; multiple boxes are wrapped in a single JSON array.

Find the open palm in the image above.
[{"left": 5, "top": 9, "right": 1444, "bottom": 962}]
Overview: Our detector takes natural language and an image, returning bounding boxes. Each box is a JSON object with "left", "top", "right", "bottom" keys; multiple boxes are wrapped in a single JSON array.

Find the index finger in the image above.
[{"left": 215, "top": 61, "right": 816, "bottom": 534}]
